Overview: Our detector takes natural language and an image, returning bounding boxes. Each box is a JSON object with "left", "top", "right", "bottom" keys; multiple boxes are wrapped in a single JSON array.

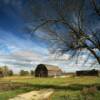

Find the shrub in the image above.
[
  {"left": 81, "top": 86, "right": 97, "bottom": 95},
  {"left": 88, "top": 86, "right": 97, "bottom": 94},
  {"left": 81, "top": 87, "right": 89, "bottom": 95}
]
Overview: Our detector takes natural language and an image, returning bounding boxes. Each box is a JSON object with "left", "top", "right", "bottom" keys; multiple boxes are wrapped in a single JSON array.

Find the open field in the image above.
[{"left": 0, "top": 76, "right": 100, "bottom": 100}]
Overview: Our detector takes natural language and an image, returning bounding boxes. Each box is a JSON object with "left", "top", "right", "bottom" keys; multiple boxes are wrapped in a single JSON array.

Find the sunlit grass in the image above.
[
  {"left": 0, "top": 76, "right": 100, "bottom": 100},
  {"left": 1, "top": 76, "right": 100, "bottom": 85},
  {"left": 0, "top": 87, "right": 35, "bottom": 100}
]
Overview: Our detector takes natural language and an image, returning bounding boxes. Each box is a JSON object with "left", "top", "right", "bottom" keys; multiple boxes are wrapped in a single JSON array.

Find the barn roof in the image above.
[{"left": 44, "top": 64, "right": 62, "bottom": 72}]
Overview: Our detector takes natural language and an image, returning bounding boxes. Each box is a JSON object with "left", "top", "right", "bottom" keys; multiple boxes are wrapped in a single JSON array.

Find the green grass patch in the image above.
[
  {"left": 52, "top": 90, "right": 100, "bottom": 100},
  {"left": 0, "top": 87, "right": 34, "bottom": 100},
  {"left": 0, "top": 76, "right": 100, "bottom": 100}
]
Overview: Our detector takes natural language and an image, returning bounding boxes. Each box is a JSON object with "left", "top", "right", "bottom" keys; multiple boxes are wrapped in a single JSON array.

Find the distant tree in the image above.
[
  {"left": 0, "top": 66, "right": 14, "bottom": 77},
  {"left": 8, "top": 70, "right": 14, "bottom": 76},
  {"left": 20, "top": 70, "right": 29, "bottom": 76},
  {"left": 30, "top": 70, "right": 34, "bottom": 76},
  {"left": 2, "top": 66, "right": 9, "bottom": 76}
]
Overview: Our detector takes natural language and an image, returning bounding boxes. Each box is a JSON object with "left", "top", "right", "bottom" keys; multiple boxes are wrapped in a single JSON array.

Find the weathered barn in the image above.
[
  {"left": 76, "top": 69, "right": 99, "bottom": 76},
  {"left": 35, "top": 64, "right": 62, "bottom": 77}
]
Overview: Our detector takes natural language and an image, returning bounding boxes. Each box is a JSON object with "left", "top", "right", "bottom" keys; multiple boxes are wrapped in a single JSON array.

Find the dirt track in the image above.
[{"left": 9, "top": 89, "right": 54, "bottom": 100}]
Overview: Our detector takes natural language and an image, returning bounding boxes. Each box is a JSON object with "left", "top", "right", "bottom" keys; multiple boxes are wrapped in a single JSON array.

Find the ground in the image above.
[
  {"left": 9, "top": 89, "right": 53, "bottom": 100},
  {"left": 0, "top": 76, "right": 100, "bottom": 100}
]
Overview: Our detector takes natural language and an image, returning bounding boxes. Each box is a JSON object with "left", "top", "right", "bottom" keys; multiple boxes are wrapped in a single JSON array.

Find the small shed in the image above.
[
  {"left": 76, "top": 69, "right": 99, "bottom": 76},
  {"left": 35, "top": 64, "right": 62, "bottom": 77}
]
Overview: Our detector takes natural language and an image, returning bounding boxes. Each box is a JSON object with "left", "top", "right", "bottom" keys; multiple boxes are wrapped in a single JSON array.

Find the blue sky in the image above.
[{"left": 0, "top": 0, "right": 99, "bottom": 73}]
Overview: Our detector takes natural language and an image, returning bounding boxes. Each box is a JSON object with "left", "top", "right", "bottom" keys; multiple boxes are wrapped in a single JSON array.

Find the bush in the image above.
[{"left": 81, "top": 86, "right": 97, "bottom": 95}]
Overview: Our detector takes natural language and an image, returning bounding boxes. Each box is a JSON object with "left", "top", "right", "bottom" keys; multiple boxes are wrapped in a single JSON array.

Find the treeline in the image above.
[
  {"left": 0, "top": 66, "right": 35, "bottom": 77},
  {"left": 0, "top": 66, "right": 13, "bottom": 77},
  {"left": 20, "top": 70, "right": 34, "bottom": 76}
]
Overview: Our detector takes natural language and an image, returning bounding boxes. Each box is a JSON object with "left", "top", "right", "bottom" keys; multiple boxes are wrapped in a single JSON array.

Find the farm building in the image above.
[
  {"left": 0, "top": 70, "right": 4, "bottom": 77},
  {"left": 35, "top": 64, "right": 63, "bottom": 77},
  {"left": 76, "top": 69, "right": 99, "bottom": 76}
]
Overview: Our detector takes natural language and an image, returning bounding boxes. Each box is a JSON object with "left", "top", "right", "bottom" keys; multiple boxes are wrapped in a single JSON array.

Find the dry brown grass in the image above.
[
  {"left": 0, "top": 82, "right": 31, "bottom": 91},
  {"left": 81, "top": 86, "right": 97, "bottom": 95}
]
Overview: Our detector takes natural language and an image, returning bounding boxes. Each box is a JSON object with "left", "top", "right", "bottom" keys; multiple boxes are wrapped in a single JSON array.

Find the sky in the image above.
[{"left": 0, "top": 0, "right": 99, "bottom": 73}]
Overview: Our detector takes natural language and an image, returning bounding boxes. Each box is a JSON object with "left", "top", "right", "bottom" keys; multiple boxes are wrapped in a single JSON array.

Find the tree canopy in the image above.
[{"left": 23, "top": 0, "right": 100, "bottom": 65}]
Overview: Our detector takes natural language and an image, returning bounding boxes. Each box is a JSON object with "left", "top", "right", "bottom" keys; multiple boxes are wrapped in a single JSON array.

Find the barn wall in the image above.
[{"left": 48, "top": 70, "right": 62, "bottom": 77}]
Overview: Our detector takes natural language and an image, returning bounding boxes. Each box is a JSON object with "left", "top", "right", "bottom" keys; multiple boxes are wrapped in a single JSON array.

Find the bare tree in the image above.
[
  {"left": 91, "top": 0, "right": 100, "bottom": 16},
  {"left": 23, "top": 0, "right": 100, "bottom": 64}
]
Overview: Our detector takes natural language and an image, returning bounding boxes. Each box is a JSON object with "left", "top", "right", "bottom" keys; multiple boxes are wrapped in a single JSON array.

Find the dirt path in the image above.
[{"left": 9, "top": 89, "right": 54, "bottom": 100}]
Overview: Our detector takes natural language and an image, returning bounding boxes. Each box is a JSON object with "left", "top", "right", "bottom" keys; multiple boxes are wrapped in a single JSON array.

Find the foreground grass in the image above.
[
  {"left": 0, "top": 76, "right": 100, "bottom": 100},
  {"left": 52, "top": 90, "right": 100, "bottom": 100},
  {"left": 0, "top": 87, "right": 34, "bottom": 100}
]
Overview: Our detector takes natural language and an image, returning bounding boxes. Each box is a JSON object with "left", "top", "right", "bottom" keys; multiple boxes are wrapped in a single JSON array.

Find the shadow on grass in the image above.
[
  {"left": 29, "top": 83, "right": 100, "bottom": 91},
  {"left": 1, "top": 81, "right": 100, "bottom": 92}
]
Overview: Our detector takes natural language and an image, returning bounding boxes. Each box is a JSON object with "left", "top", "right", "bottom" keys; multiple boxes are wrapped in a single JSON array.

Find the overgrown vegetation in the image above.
[{"left": 0, "top": 76, "right": 100, "bottom": 100}]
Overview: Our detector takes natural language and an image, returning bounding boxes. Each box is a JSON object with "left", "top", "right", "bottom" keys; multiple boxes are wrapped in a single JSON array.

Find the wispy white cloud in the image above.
[
  {"left": 0, "top": 48, "right": 99, "bottom": 73},
  {"left": 0, "top": 29, "right": 99, "bottom": 73}
]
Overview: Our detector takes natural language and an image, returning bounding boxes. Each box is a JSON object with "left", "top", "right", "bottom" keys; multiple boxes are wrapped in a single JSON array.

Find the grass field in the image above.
[{"left": 0, "top": 76, "right": 100, "bottom": 100}]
